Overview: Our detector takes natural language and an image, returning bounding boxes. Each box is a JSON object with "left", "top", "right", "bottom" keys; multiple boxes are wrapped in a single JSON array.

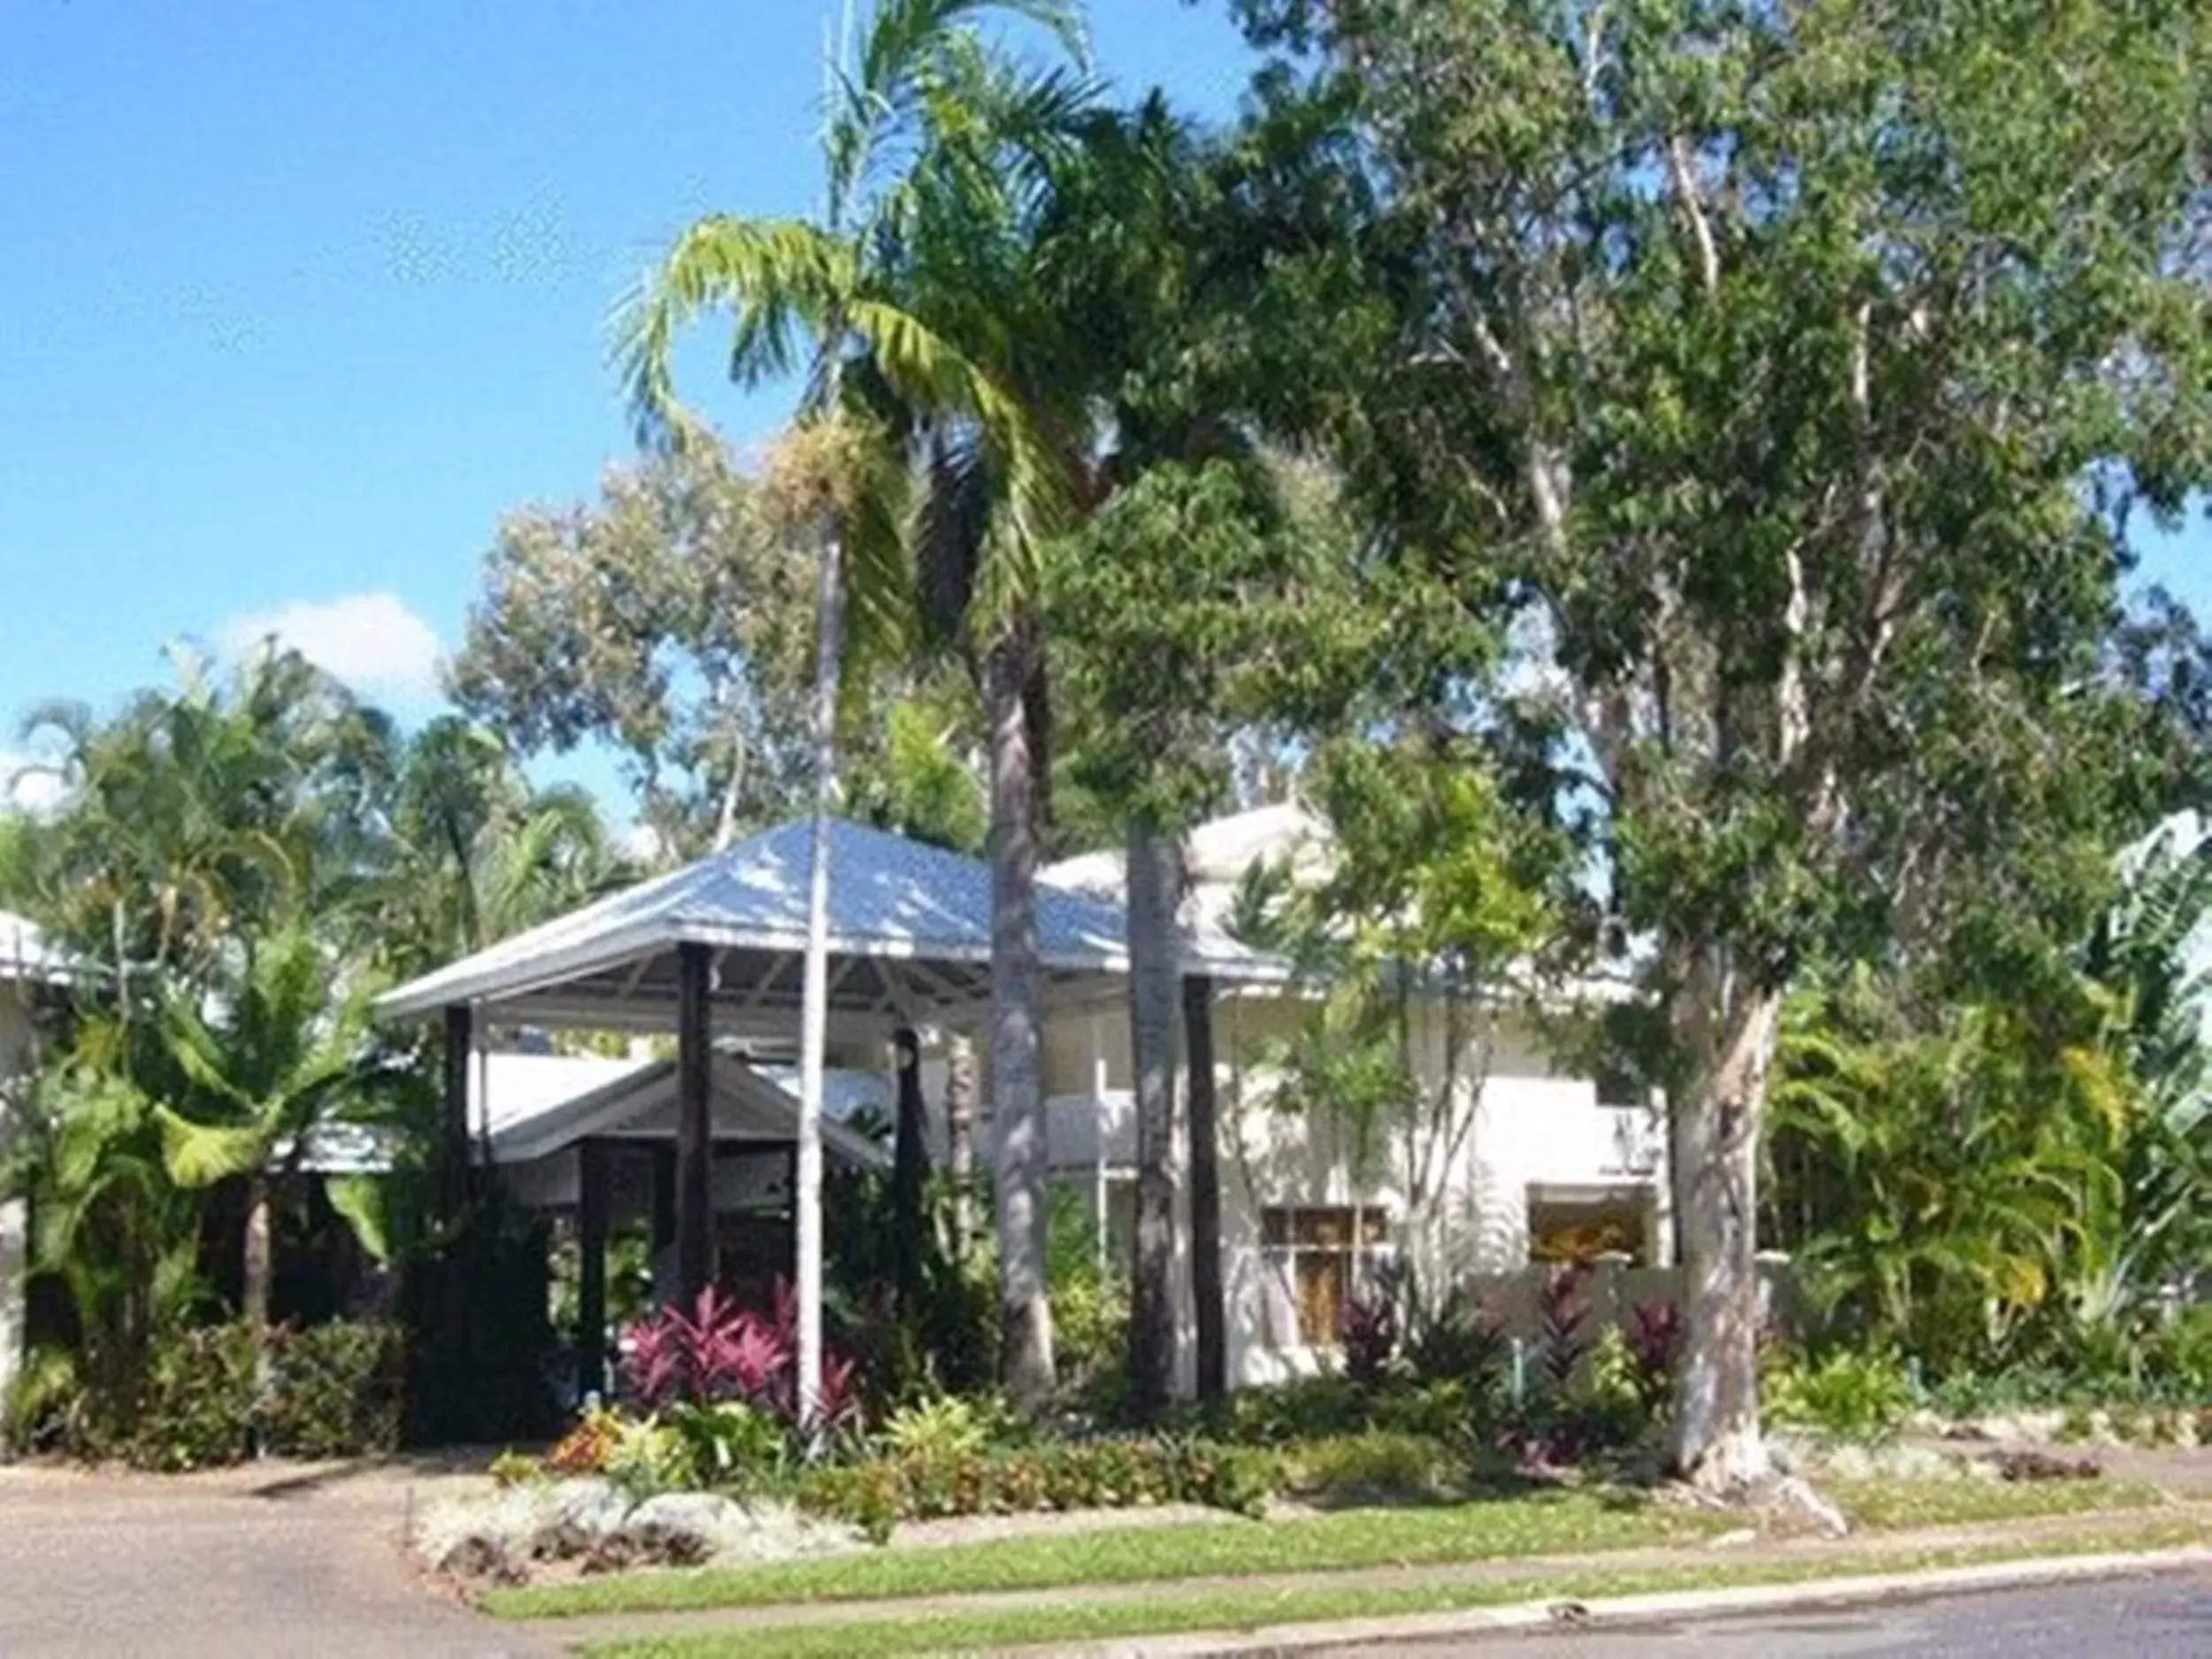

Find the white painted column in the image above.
[{"left": 1089, "top": 1010, "right": 1109, "bottom": 1284}]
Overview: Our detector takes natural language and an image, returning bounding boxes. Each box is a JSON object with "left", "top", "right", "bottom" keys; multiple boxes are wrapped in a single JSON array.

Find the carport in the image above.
[{"left": 375, "top": 816, "right": 1281, "bottom": 1405}]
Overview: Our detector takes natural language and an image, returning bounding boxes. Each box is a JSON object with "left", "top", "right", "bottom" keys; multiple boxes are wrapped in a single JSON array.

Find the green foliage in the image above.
[
  {"left": 602, "top": 1414, "right": 699, "bottom": 1502},
  {"left": 1768, "top": 826, "right": 2212, "bottom": 1393},
  {"left": 664, "top": 1400, "right": 793, "bottom": 1493},
  {"left": 878, "top": 1394, "right": 1007, "bottom": 1462},
  {"left": 259, "top": 1320, "right": 405, "bottom": 1459},
  {"left": 24, "top": 1317, "right": 404, "bottom": 1471},
  {"left": 133, "top": 1322, "right": 262, "bottom": 1471},
  {"left": 796, "top": 1436, "right": 1282, "bottom": 1540},
  {"left": 1763, "top": 1348, "right": 1916, "bottom": 1446},
  {"left": 449, "top": 445, "right": 819, "bottom": 857},
  {"left": 1279, "top": 1431, "right": 1468, "bottom": 1504},
  {"left": 1230, "top": 0, "right": 2211, "bottom": 1471}
]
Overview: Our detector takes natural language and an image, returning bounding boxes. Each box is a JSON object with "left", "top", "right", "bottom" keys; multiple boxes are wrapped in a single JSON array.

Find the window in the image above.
[{"left": 1261, "top": 1206, "right": 1391, "bottom": 1347}]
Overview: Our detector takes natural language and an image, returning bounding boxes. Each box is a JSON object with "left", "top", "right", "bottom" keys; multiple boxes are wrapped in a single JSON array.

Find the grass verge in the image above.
[
  {"left": 488, "top": 1475, "right": 2164, "bottom": 1621},
  {"left": 575, "top": 1519, "right": 2209, "bottom": 1658}
]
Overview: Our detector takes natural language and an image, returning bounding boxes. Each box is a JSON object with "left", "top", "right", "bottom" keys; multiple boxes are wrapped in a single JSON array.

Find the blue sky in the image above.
[
  {"left": 0, "top": 0, "right": 1256, "bottom": 805},
  {"left": 2, "top": 0, "right": 2202, "bottom": 813}
]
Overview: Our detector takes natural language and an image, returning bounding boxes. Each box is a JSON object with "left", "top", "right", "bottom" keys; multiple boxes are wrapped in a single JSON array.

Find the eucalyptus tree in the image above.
[
  {"left": 451, "top": 444, "right": 817, "bottom": 856},
  {"left": 1234, "top": 0, "right": 2209, "bottom": 1486},
  {"left": 615, "top": 0, "right": 1090, "bottom": 1410}
]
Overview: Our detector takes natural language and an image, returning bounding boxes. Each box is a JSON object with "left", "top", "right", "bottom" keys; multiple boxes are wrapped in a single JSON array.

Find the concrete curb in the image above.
[{"left": 1051, "top": 1546, "right": 2212, "bottom": 1657}]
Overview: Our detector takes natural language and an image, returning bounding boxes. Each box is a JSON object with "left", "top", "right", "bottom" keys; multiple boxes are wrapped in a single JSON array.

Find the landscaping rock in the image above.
[{"left": 547, "top": 1478, "right": 631, "bottom": 1544}]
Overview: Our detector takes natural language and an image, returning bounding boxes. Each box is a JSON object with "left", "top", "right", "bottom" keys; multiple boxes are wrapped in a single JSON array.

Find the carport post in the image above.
[
  {"left": 676, "top": 941, "right": 713, "bottom": 1302},
  {"left": 577, "top": 1138, "right": 611, "bottom": 1401},
  {"left": 441, "top": 1003, "right": 472, "bottom": 1210}
]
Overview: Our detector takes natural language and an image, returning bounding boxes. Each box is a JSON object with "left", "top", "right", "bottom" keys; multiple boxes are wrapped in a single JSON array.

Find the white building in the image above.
[
  {"left": 1033, "top": 805, "right": 1671, "bottom": 1388},
  {"left": 379, "top": 811, "right": 1668, "bottom": 1399},
  {"left": 0, "top": 911, "right": 73, "bottom": 1410}
]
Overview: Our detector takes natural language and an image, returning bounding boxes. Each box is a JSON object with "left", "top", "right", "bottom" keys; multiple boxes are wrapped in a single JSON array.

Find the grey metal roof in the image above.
[
  {"left": 376, "top": 817, "right": 1286, "bottom": 1026},
  {"left": 486, "top": 1053, "right": 890, "bottom": 1169}
]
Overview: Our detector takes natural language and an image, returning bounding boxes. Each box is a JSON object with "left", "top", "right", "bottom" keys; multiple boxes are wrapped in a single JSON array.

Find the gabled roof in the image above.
[
  {"left": 376, "top": 817, "right": 1286, "bottom": 1025},
  {"left": 486, "top": 1052, "right": 890, "bottom": 1169},
  {"left": 296, "top": 1050, "right": 892, "bottom": 1174}
]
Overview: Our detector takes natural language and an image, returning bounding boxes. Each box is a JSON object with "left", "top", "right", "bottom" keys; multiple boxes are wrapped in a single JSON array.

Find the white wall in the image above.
[
  {"left": 0, "top": 983, "right": 37, "bottom": 1417},
  {"left": 1035, "top": 987, "right": 1670, "bottom": 1391}
]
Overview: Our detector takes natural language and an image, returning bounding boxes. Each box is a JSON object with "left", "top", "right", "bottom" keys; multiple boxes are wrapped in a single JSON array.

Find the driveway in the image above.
[{"left": 0, "top": 1460, "right": 550, "bottom": 1658}]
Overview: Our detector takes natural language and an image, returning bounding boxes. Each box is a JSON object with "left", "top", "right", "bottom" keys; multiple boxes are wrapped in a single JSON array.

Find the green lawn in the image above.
[
  {"left": 488, "top": 1476, "right": 2164, "bottom": 1621},
  {"left": 577, "top": 1519, "right": 2210, "bottom": 1659}
]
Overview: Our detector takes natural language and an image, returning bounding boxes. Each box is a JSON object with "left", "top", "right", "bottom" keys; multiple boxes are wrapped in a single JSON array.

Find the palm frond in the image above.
[{"left": 613, "top": 217, "right": 856, "bottom": 447}]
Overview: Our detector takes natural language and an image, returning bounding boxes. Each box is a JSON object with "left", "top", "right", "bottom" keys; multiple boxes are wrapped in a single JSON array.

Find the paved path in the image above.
[
  {"left": 0, "top": 1461, "right": 552, "bottom": 1659},
  {"left": 1341, "top": 1566, "right": 2212, "bottom": 1656}
]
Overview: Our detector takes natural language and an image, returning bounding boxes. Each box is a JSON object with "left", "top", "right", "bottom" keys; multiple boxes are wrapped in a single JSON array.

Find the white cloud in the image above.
[
  {"left": 219, "top": 591, "right": 443, "bottom": 703},
  {"left": 0, "top": 750, "right": 68, "bottom": 816}
]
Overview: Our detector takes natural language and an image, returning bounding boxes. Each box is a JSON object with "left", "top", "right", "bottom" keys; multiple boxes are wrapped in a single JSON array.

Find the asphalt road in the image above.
[
  {"left": 1345, "top": 1569, "right": 2212, "bottom": 1657},
  {"left": 0, "top": 1462, "right": 549, "bottom": 1659}
]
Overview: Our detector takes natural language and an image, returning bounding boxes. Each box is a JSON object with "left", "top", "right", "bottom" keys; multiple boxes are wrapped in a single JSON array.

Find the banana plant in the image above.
[{"left": 155, "top": 924, "right": 382, "bottom": 1352}]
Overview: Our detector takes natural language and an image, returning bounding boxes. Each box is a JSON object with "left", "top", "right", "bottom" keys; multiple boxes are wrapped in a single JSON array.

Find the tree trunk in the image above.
[
  {"left": 944, "top": 1033, "right": 977, "bottom": 1260},
  {"left": 243, "top": 1170, "right": 274, "bottom": 1448},
  {"left": 242, "top": 1172, "right": 273, "bottom": 1334},
  {"left": 792, "top": 520, "right": 844, "bottom": 1428},
  {"left": 1669, "top": 957, "right": 1784, "bottom": 1490},
  {"left": 987, "top": 621, "right": 1055, "bottom": 1409},
  {"left": 890, "top": 1026, "right": 931, "bottom": 1312},
  {"left": 1125, "top": 813, "right": 1181, "bottom": 1420},
  {"left": 1183, "top": 972, "right": 1226, "bottom": 1405}
]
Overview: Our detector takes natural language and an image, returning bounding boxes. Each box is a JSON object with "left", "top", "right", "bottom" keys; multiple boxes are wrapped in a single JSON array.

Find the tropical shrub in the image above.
[
  {"left": 1764, "top": 1348, "right": 1916, "bottom": 1443},
  {"left": 600, "top": 1415, "right": 694, "bottom": 1500},
  {"left": 1404, "top": 1284, "right": 1507, "bottom": 1387},
  {"left": 1624, "top": 1298, "right": 1681, "bottom": 1416},
  {"left": 621, "top": 1280, "right": 860, "bottom": 1432},
  {"left": 1534, "top": 1265, "right": 1593, "bottom": 1393},
  {"left": 133, "top": 1323, "right": 261, "bottom": 1471},
  {"left": 545, "top": 1405, "right": 624, "bottom": 1477},
  {"left": 1202, "top": 1375, "right": 1371, "bottom": 1444},
  {"left": 878, "top": 1393, "right": 1018, "bottom": 1461},
  {"left": 664, "top": 1399, "right": 789, "bottom": 1492},
  {"left": 261, "top": 1320, "right": 404, "bottom": 1458},
  {"left": 1340, "top": 1286, "right": 1401, "bottom": 1391},
  {"left": 1281, "top": 1430, "right": 1466, "bottom": 1502},
  {"left": 797, "top": 1436, "right": 1280, "bottom": 1540}
]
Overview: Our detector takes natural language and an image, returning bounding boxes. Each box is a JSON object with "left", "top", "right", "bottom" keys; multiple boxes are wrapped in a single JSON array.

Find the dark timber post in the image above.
[
  {"left": 577, "top": 1138, "right": 611, "bottom": 1400},
  {"left": 441, "top": 1003, "right": 472, "bottom": 1211},
  {"left": 676, "top": 942, "right": 713, "bottom": 1303},
  {"left": 1183, "top": 974, "right": 1226, "bottom": 1403},
  {"left": 891, "top": 1026, "right": 930, "bottom": 1312}
]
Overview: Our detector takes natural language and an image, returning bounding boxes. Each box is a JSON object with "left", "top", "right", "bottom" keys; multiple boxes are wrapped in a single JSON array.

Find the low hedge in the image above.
[
  {"left": 798, "top": 1436, "right": 1280, "bottom": 1542},
  {"left": 50, "top": 1318, "right": 406, "bottom": 1471}
]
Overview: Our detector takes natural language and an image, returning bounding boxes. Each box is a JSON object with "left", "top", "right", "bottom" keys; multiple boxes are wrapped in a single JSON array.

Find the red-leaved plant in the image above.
[
  {"left": 1624, "top": 1297, "right": 1681, "bottom": 1413},
  {"left": 620, "top": 1279, "right": 860, "bottom": 1431}
]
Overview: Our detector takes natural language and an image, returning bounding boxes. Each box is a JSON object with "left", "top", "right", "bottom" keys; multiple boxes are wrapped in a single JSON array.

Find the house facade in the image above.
[
  {"left": 0, "top": 911, "right": 69, "bottom": 1412},
  {"left": 1031, "top": 807, "right": 1672, "bottom": 1390}
]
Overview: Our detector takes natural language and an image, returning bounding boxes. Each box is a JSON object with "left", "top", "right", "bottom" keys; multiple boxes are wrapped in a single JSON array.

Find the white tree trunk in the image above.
[
  {"left": 944, "top": 1033, "right": 977, "bottom": 1260},
  {"left": 1125, "top": 813, "right": 1181, "bottom": 1419},
  {"left": 1670, "top": 962, "right": 1783, "bottom": 1490},
  {"left": 987, "top": 628, "right": 1055, "bottom": 1409},
  {"left": 794, "top": 525, "right": 843, "bottom": 1431}
]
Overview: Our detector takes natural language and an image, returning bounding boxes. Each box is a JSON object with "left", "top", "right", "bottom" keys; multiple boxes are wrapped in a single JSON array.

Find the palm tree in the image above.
[
  {"left": 155, "top": 924, "right": 380, "bottom": 1384},
  {"left": 615, "top": 0, "right": 1088, "bottom": 1412},
  {"left": 379, "top": 716, "right": 628, "bottom": 974}
]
